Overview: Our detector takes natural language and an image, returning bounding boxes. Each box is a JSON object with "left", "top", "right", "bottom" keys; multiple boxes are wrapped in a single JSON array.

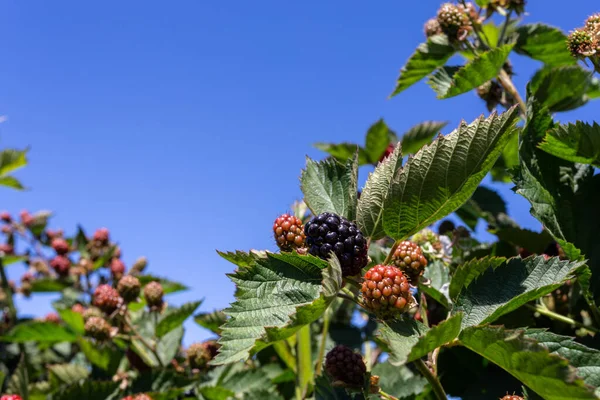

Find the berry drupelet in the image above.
[
  {"left": 361, "top": 265, "right": 412, "bottom": 318},
  {"left": 324, "top": 345, "right": 367, "bottom": 387},
  {"left": 304, "top": 212, "right": 368, "bottom": 277},
  {"left": 392, "top": 241, "right": 428, "bottom": 283},
  {"left": 273, "top": 214, "right": 305, "bottom": 251}
]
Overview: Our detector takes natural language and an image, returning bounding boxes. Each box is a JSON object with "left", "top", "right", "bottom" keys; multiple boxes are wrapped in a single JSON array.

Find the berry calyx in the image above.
[
  {"left": 305, "top": 212, "right": 368, "bottom": 277},
  {"left": 187, "top": 340, "right": 219, "bottom": 370},
  {"left": 437, "top": 3, "right": 471, "bottom": 41},
  {"left": 324, "top": 345, "right": 367, "bottom": 387},
  {"left": 93, "top": 284, "right": 122, "bottom": 314},
  {"left": 50, "top": 255, "right": 71, "bottom": 277},
  {"left": 51, "top": 238, "right": 70, "bottom": 255},
  {"left": 424, "top": 18, "right": 442, "bottom": 38},
  {"left": 110, "top": 258, "right": 126, "bottom": 280},
  {"left": 273, "top": 214, "right": 306, "bottom": 251},
  {"left": 85, "top": 316, "right": 112, "bottom": 341},
  {"left": 93, "top": 227, "right": 110, "bottom": 244},
  {"left": 143, "top": 281, "right": 164, "bottom": 310},
  {"left": 392, "top": 241, "right": 428, "bottom": 283},
  {"left": 117, "top": 275, "right": 141, "bottom": 303},
  {"left": 361, "top": 265, "right": 412, "bottom": 318}
]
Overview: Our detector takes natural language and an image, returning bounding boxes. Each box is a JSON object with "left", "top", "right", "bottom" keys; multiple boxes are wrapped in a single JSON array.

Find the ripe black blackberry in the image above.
[
  {"left": 392, "top": 241, "right": 428, "bottom": 283},
  {"left": 304, "top": 212, "right": 368, "bottom": 277},
  {"left": 361, "top": 265, "right": 412, "bottom": 319},
  {"left": 324, "top": 345, "right": 366, "bottom": 386}
]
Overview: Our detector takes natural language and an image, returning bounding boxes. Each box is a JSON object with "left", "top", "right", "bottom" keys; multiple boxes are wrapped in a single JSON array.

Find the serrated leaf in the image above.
[
  {"left": 199, "top": 386, "right": 236, "bottom": 400},
  {"left": 539, "top": 121, "right": 600, "bottom": 167},
  {"left": 213, "top": 252, "right": 339, "bottom": 365},
  {"left": 156, "top": 300, "right": 202, "bottom": 338},
  {"left": 514, "top": 24, "right": 576, "bottom": 67},
  {"left": 0, "top": 176, "right": 25, "bottom": 190},
  {"left": 49, "top": 364, "right": 89, "bottom": 387},
  {"left": 194, "top": 310, "right": 227, "bottom": 334},
  {"left": 529, "top": 66, "right": 595, "bottom": 112},
  {"left": 138, "top": 275, "right": 188, "bottom": 294},
  {"left": 0, "top": 148, "right": 28, "bottom": 176},
  {"left": 459, "top": 326, "right": 596, "bottom": 400},
  {"left": 301, "top": 154, "right": 358, "bottom": 221},
  {"left": 371, "top": 362, "right": 427, "bottom": 399},
  {"left": 30, "top": 278, "right": 71, "bottom": 293},
  {"left": 450, "top": 256, "right": 506, "bottom": 300},
  {"left": 313, "top": 142, "right": 370, "bottom": 165},
  {"left": 454, "top": 256, "right": 586, "bottom": 327},
  {"left": 428, "top": 66, "right": 460, "bottom": 98},
  {"left": 156, "top": 324, "right": 184, "bottom": 365},
  {"left": 382, "top": 108, "right": 520, "bottom": 240},
  {"left": 419, "top": 260, "right": 450, "bottom": 308},
  {"left": 56, "top": 309, "right": 85, "bottom": 335},
  {"left": 429, "top": 44, "right": 514, "bottom": 99},
  {"left": 52, "top": 380, "right": 119, "bottom": 400},
  {"left": 390, "top": 35, "right": 455, "bottom": 97},
  {"left": 1, "top": 322, "right": 77, "bottom": 343},
  {"left": 77, "top": 338, "right": 121, "bottom": 372},
  {"left": 356, "top": 143, "right": 402, "bottom": 240},
  {"left": 218, "top": 368, "right": 279, "bottom": 397},
  {"left": 379, "top": 315, "right": 461, "bottom": 366},
  {"left": 401, "top": 121, "right": 448, "bottom": 155},
  {"left": 526, "top": 330, "right": 600, "bottom": 389},
  {"left": 364, "top": 119, "right": 395, "bottom": 164}
]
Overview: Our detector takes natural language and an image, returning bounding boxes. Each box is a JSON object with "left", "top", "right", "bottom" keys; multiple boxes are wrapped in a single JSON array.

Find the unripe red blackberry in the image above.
[
  {"left": 50, "top": 255, "right": 71, "bottom": 277},
  {"left": 273, "top": 214, "right": 306, "bottom": 251},
  {"left": 392, "top": 241, "right": 428, "bottom": 282},
  {"left": 143, "top": 281, "right": 164, "bottom": 310},
  {"left": 117, "top": 275, "right": 141, "bottom": 303},
  {"left": 44, "top": 313, "right": 60, "bottom": 324},
  {"left": 19, "top": 210, "right": 33, "bottom": 226},
  {"left": 45, "top": 229, "right": 62, "bottom": 240},
  {"left": 437, "top": 3, "right": 471, "bottom": 41},
  {"left": 93, "top": 284, "right": 122, "bottom": 314},
  {"left": 568, "top": 29, "right": 597, "bottom": 58},
  {"left": 378, "top": 143, "right": 395, "bottom": 162},
  {"left": 500, "top": 395, "right": 523, "bottom": 400},
  {"left": 361, "top": 265, "right": 412, "bottom": 318},
  {"left": 187, "top": 341, "right": 218, "bottom": 370},
  {"left": 51, "top": 238, "right": 70, "bottom": 255},
  {"left": 126, "top": 395, "right": 152, "bottom": 400},
  {"left": 110, "top": 258, "right": 126, "bottom": 280},
  {"left": 0, "top": 211, "right": 11, "bottom": 223},
  {"left": 71, "top": 303, "right": 86, "bottom": 315},
  {"left": 305, "top": 212, "right": 368, "bottom": 277},
  {"left": 0, "top": 244, "right": 13, "bottom": 255},
  {"left": 93, "top": 227, "right": 110, "bottom": 244},
  {"left": 424, "top": 18, "right": 442, "bottom": 38},
  {"left": 85, "top": 316, "right": 112, "bottom": 341},
  {"left": 1, "top": 395, "right": 23, "bottom": 400},
  {"left": 324, "top": 345, "right": 367, "bottom": 387}
]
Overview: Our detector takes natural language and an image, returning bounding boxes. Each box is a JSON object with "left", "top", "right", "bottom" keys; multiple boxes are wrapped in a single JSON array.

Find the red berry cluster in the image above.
[
  {"left": 361, "top": 265, "right": 412, "bottom": 318},
  {"left": 324, "top": 345, "right": 366, "bottom": 386},
  {"left": 392, "top": 241, "right": 428, "bottom": 283}
]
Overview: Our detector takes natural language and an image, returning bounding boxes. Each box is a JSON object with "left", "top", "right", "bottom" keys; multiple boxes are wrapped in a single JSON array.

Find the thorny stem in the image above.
[
  {"left": 124, "top": 314, "right": 165, "bottom": 368},
  {"left": 315, "top": 311, "right": 331, "bottom": 376},
  {"left": 414, "top": 358, "right": 447, "bottom": 400},
  {"left": 526, "top": 304, "right": 600, "bottom": 334}
]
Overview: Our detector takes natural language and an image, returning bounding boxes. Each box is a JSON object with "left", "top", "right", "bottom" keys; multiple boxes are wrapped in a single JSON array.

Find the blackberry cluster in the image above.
[
  {"left": 392, "top": 241, "right": 428, "bottom": 283},
  {"left": 85, "top": 316, "right": 112, "bottom": 341},
  {"left": 71, "top": 303, "right": 86, "bottom": 315},
  {"left": 144, "top": 281, "right": 164, "bottom": 310},
  {"left": 305, "top": 212, "right": 368, "bottom": 277},
  {"left": 118, "top": 275, "right": 141, "bottom": 302},
  {"left": 568, "top": 29, "right": 597, "bottom": 58},
  {"left": 83, "top": 307, "right": 103, "bottom": 321},
  {"left": 361, "top": 265, "right": 412, "bottom": 318},
  {"left": 273, "top": 214, "right": 305, "bottom": 251},
  {"left": 324, "top": 345, "right": 366, "bottom": 386},
  {"left": 437, "top": 3, "right": 471, "bottom": 41},
  {"left": 489, "top": 0, "right": 525, "bottom": 15},
  {"left": 93, "top": 284, "right": 122, "bottom": 314}
]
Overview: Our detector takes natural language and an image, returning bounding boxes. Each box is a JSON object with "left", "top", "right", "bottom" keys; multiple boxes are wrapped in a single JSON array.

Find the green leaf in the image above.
[
  {"left": 7, "top": 356, "right": 29, "bottom": 400},
  {"left": 356, "top": 143, "right": 402, "bottom": 240},
  {"left": 491, "top": 226, "right": 554, "bottom": 254},
  {"left": 199, "top": 386, "right": 236, "bottom": 400},
  {"left": 300, "top": 154, "right": 358, "bottom": 220},
  {"left": 382, "top": 108, "right": 520, "bottom": 240},
  {"left": 217, "top": 368, "right": 280, "bottom": 397},
  {"left": 539, "top": 121, "right": 600, "bottom": 167},
  {"left": 0, "top": 148, "right": 28, "bottom": 176},
  {"left": 56, "top": 309, "right": 85, "bottom": 335},
  {"left": 194, "top": 310, "right": 227, "bottom": 334},
  {"left": 379, "top": 314, "right": 462, "bottom": 366},
  {"left": 48, "top": 364, "right": 89, "bottom": 387},
  {"left": 514, "top": 24, "right": 576, "bottom": 67},
  {"left": 364, "top": 119, "right": 396, "bottom": 164},
  {"left": 529, "top": 66, "right": 595, "bottom": 112},
  {"left": 459, "top": 326, "right": 596, "bottom": 400},
  {"left": 313, "top": 142, "right": 369, "bottom": 165},
  {"left": 217, "top": 250, "right": 264, "bottom": 268},
  {"left": 456, "top": 185, "right": 508, "bottom": 228},
  {"left": 401, "top": 121, "right": 448, "bottom": 155},
  {"left": 138, "top": 275, "right": 188, "bottom": 294},
  {"left": 1, "top": 322, "right": 77, "bottom": 343},
  {"left": 390, "top": 35, "right": 455, "bottom": 97},
  {"left": 30, "top": 278, "right": 71, "bottom": 293},
  {"left": 371, "top": 362, "right": 427, "bottom": 399},
  {"left": 157, "top": 325, "right": 184, "bottom": 365},
  {"left": 213, "top": 252, "right": 340, "bottom": 365},
  {"left": 454, "top": 256, "right": 586, "bottom": 327},
  {"left": 1, "top": 255, "right": 26, "bottom": 266},
  {"left": 0, "top": 176, "right": 25, "bottom": 190},
  {"left": 77, "top": 338, "right": 121, "bottom": 372},
  {"left": 526, "top": 330, "right": 600, "bottom": 390},
  {"left": 419, "top": 260, "right": 450, "bottom": 308},
  {"left": 52, "top": 380, "right": 119, "bottom": 400},
  {"left": 156, "top": 300, "right": 202, "bottom": 338},
  {"left": 429, "top": 44, "right": 514, "bottom": 99}
]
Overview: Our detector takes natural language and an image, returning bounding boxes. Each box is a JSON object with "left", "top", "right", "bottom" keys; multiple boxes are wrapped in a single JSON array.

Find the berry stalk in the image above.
[{"left": 414, "top": 358, "right": 447, "bottom": 400}]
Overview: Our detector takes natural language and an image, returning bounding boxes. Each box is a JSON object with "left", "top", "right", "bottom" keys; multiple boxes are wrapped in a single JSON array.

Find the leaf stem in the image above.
[
  {"left": 414, "top": 359, "right": 447, "bottom": 400},
  {"left": 296, "top": 324, "right": 313, "bottom": 399},
  {"left": 526, "top": 304, "right": 600, "bottom": 334},
  {"left": 315, "top": 311, "right": 331, "bottom": 376}
]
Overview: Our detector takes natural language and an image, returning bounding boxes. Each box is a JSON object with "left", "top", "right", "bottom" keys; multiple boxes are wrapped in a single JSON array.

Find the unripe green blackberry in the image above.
[
  {"left": 568, "top": 29, "right": 597, "bottom": 58},
  {"left": 93, "top": 284, "right": 122, "bottom": 314},
  {"left": 82, "top": 307, "right": 103, "bottom": 321},
  {"left": 437, "top": 3, "right": 471, "bottom": 41},
  {"left": 305, "top": 212, "right": 368, "bottom": 277},
  {"left": 324, "top": 345, "right": 367, "bottom": 387},
  {"left": 143, "top": 281, "right": 164, "bottom": 310},
  {"left": 273, "top": 214, "right": 306, "bottom": 251},
  {"left": 51, "top": 238, "right": 70, "bottom": 255},
  {"left": 361, "top": 265, "right": 412, "bottom": 318},
  {"left": 50, "top": 255, "right": 71, "bottom": 277},
  {"left": 117, "top": 275, "right": 141, "bottom": 303},
  {"left": 424, "top": 18, "right": 442, "bottom": 38},
  {"left": 392, "top": 241, "right": 428, "bottom": 282},
  {"left": 187, "top": 341, "right": 219, "bottom": 370},
  {"left": 85, "top": 316, "right": 112, "bottom": 341}
]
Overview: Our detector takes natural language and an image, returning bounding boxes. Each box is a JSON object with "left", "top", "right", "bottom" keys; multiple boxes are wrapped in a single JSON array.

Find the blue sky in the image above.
[{"left": 0, "top": 1, "right": 598, "bottom": 345}]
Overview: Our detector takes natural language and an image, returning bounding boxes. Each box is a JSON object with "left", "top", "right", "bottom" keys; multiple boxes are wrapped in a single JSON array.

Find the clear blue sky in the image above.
[{"left": 0, "top": 1, "right": 597, "bottom": 345}]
